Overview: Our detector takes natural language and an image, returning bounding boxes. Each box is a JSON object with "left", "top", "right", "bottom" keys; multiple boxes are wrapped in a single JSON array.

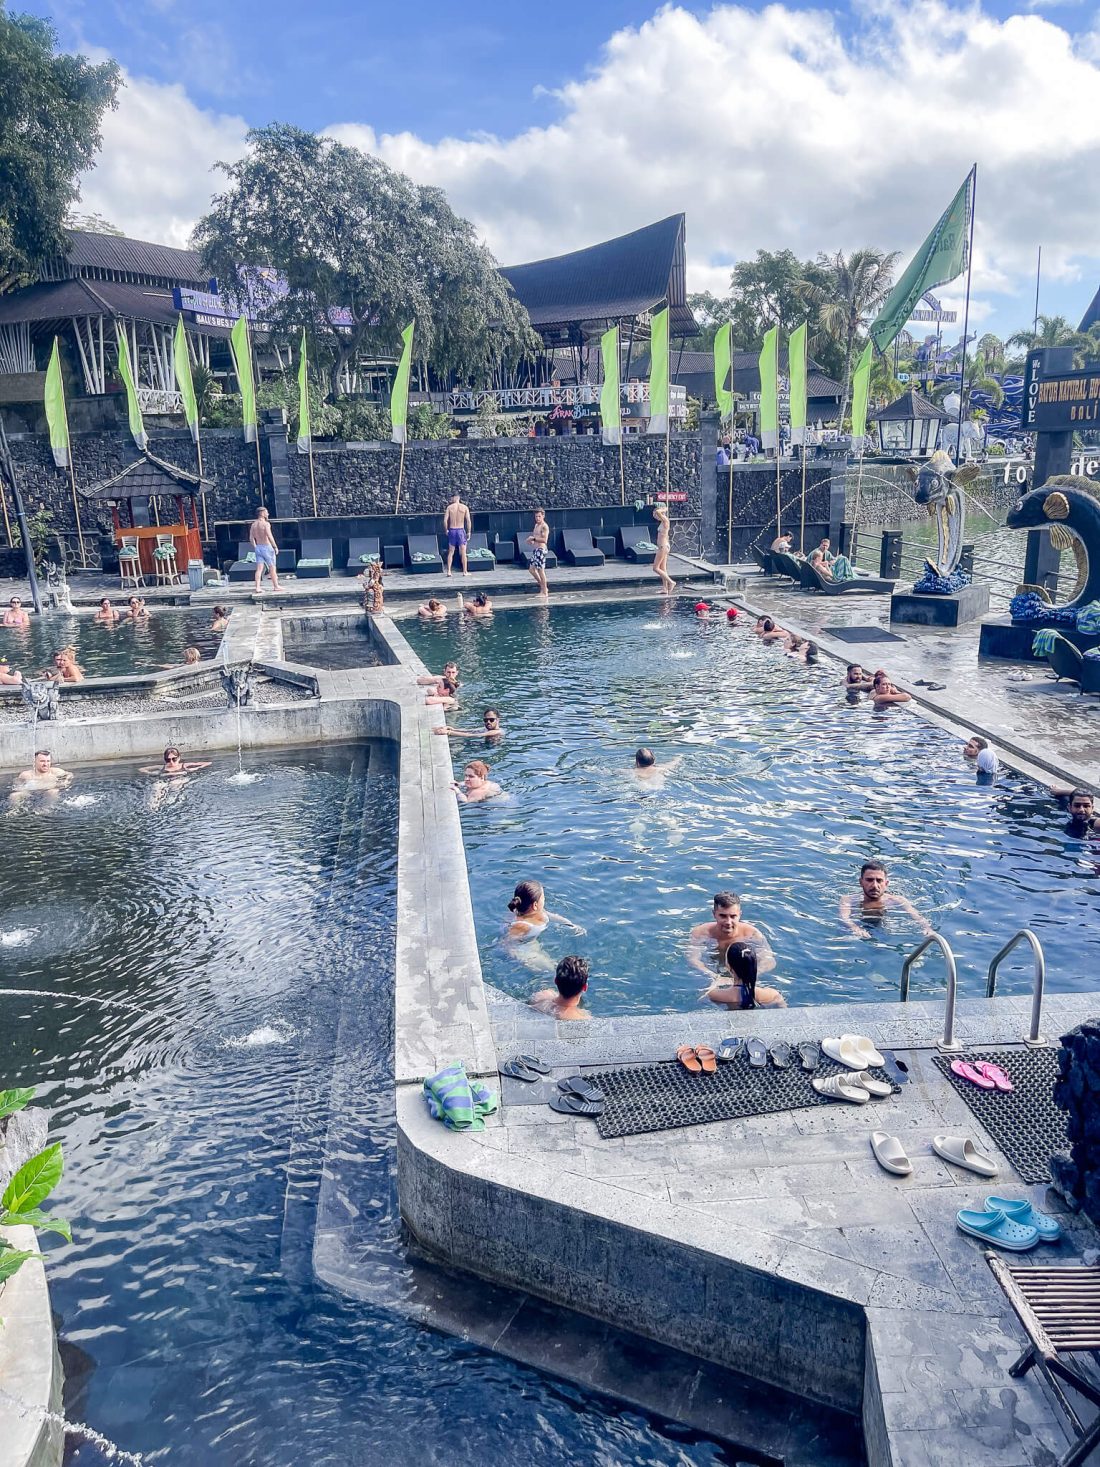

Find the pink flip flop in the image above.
[
  {"left": 973, "top": 1061, "right": 1014, "bottom": 1092},
  {"left": 951, "top": 1060, "right": 995, "bottom": 1089}
]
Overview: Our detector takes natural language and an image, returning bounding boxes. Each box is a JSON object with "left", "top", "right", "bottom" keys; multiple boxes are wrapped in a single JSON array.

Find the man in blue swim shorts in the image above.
[
  {"left": 248, "top": 507, "right": 282, "bottom": 594},
  {"left": 443, "top": 492, "right": 471, "bottom": 576}
]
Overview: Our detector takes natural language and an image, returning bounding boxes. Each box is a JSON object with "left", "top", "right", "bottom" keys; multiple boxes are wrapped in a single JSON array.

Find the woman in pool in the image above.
[
  {"left": 652, "top": 505, "right": 676, "bottom": 596},
  {"left": 451, "top": 759, "right": 501, "bottom": 804},
  {"left": 3, "top": 597, "right": 29, "bottom": 628},
  {"left": 466, "top": 590, "right": 493, "bottom": 617},
  {"left": 210, "top": 606, "right": 230, "bottom": 634},
  {"left": 758, "top": 618, "right": 789, "bottom": 645},
  {"left": 418, "top": 598, "right": 447, "bottom": 621},
  {"left": 704, "top": 941, "right": 786, "bottom": 1010},
  {"left": 503, "top": 880, "right": 586, "bottom": 969},
  {"left": 140, "top": 747, "right": 211, "bottom": 777},
  {"left": 126, "top": 596, "right": 149, "bottom": 622},
  {"left": 94, "top": 597, "right": 120, "bottom": 625},
  {"left": 424, "top": 676, "right": 459, "bottom": 709},
  {"left": 53, "top": 647, "right": 84, "bottom": 683}
]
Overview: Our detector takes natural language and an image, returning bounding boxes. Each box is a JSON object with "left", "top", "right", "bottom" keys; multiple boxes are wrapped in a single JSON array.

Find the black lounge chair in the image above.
[
  {"left": 1048, "top": 635, "right": 1084, "bottom": 686},
  {"left": 345, "top": 537, "right": 381, "bottom": 576},
  {"left": 1082, "top": 655, "right": 1100, "bottom": 696},
  {"left": 772, "top": 551, "right": 803, "bottom": 581},
  {"left": 800, "top": 559, "right": 895, "bottom": 595},
  {"left": 517, "top": 540, "right": 558, "bottom": 570},
  {"left": 407, "top": 534, "right": 443, "bottom": 574},
  {"left": 619, "top": 524, "right": 657, "bottom": 564},
  {"left": 561, "top": 528, "right": 605, "bottom": 567},
  {"left": 227, "top": 541, "right": 256, "bottom": 582},
  {"left": 296, "top": 538, "right": 333, "bottom": 578},
  {"left": 466, "top": 532, "right": 496, "bottom": 572},
  {"left": 750, "top": 545, "right": 775, "bottom": 575}
]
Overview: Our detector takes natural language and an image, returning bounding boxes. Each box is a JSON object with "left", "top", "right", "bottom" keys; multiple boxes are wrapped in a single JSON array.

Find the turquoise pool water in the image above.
[
  {"left": 0, "top": 608, "right": 223, "bottom": 678},
  {"left": 405, "top": 599, "right": 1100, "bottom": 1015}
]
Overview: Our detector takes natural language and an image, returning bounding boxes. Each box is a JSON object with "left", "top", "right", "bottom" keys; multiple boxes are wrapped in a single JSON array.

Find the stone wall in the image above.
[
  {"left": 715, "top": 462, "right": 834, "bottom": 559},
  {"left": 1052, "top": 1019, "right": 1100, "bottom": 1226}
]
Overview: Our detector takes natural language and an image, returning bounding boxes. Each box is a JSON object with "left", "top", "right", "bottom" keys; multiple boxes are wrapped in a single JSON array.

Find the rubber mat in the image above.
[
  {"left": 930, "top": 1048, "right": 1067, "bottom": 1184},
  {"left": 588, "top": 1051, "right": 898, "bottom": 1140},
  {"left": 821, "top": 626, "right": 907, "bottom": 644}
]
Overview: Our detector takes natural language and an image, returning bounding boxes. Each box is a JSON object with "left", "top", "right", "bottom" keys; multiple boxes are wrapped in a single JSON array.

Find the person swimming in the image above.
[
  {"left": 704, "top": 941, "right": 786, "bottom": 1010},
  {"left": 503, "top": 879, "right": 585, "bottom": 970},
  {"left": 839, "top": 860, "right": 932, "bottom": 939}
]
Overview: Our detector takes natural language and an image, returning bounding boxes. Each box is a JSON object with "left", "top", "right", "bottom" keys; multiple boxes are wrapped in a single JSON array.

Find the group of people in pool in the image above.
[
  {"left": 8, "top": 746, "right": 210, "bottom": 809},
  {"left": 0, "top": 596, "right": 226, "bottom": 683}
]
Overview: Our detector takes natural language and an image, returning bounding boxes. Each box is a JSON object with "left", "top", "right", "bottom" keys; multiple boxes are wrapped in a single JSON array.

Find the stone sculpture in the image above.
[
  {"left": 1005, "top": 476, "right": 1100, "bottom": 613},
  {"left": 21, "top": 679, "right": 60, "bottom": 721},
  {"left": 219, "top": 663, "right": 256, "bottom": 709},
  {"left": 906, "top": 450, "right": 980, "bottom": 580}
]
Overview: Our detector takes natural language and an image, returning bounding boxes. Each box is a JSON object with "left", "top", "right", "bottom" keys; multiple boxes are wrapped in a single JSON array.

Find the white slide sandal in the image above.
[
  {"left": 812, "top": 1073, "right": 870, "bottom": 1104},
  {"left": 853, "top": 1070, "right": 892, "bottom": 1098},
  {"left": 821, "top": 1037, "right": 868, "bottom": 1071},
  {"left": 932, "top": 1134, "right": 998, "bottom": 1178},
  {"left": 871, "top": 1131, "right": 913, "bottom": 1176},
  {"left": 841, "top": 1034, "right": 885, "bottom": 1068}
]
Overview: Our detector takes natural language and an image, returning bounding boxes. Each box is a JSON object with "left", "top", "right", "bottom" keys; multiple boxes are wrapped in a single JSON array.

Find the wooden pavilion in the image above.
[{"left": 80, "top": 453, "right": 210, "bottom": 579}]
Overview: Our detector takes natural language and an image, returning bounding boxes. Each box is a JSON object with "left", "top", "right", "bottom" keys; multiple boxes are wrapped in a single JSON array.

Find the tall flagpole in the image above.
[
  {"left": 954, "top": 164, "right": 978, "bottom": 464},
  {"left": 395, "top": 440, "right": 406, "bottom": 513},
  {"left": 726, "top": 328, "right": 734, "bottom": 564},
  {"left": 308, "top": 437, "right": 318, "bottom": 517},
  {"left": 0, "top": 460, "right": 11, "bottom": 546},
  {"left": 196, "top": 434, "right": 209, "bottom": 539},
  {"left": 618, "top": 431, "right": 626, "bottom": 507},
  {"left": 67, "top": 452, "right": 86, "bottom": 566},
  {"left": 774, "top": 332, "right": 782, "bottom": 538}
]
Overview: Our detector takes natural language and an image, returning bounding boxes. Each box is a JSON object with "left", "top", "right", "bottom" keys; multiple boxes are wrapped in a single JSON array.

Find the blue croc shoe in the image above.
[
  {"left": 956, "top": 1207, "right": 1039, "bottom": 1252},
  {"left": 984, "top": 1196, "right": 1062, "bottom": 1243}
]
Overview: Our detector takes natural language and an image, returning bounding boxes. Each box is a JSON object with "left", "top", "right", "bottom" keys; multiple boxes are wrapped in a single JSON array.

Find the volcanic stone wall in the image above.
[{"left": 1052, "top": 1019, "right": 1100, "bottom": 1226}]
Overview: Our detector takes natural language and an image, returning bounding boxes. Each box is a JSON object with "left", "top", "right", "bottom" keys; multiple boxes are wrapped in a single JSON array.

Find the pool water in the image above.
[
  {"left": 404, "top": 600, "right": 1100, "bottom": 1015},
  {"left": 0, "top": 608, "right": 223, "bottom": 679},
  {"left": 0, "top": 744, "right": 730, "bottom": 1466}
]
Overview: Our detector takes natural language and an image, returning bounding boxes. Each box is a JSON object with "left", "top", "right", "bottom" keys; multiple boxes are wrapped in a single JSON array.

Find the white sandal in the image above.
[
  {"left": 841, "top": 1034, "right": 886, "bottom": 1068},
  {"left": 871, "top": 1131, "right": 913, "bottom": 1176},
  {"left": 812, "top": 1073, "right": 870, "bottom": 1104},
  {"left": 932, "top": 1134, "right": 998, "bottom": 1178},
  {"left": 852, "top": 1069, "right": 892, "bottom": 1098}
]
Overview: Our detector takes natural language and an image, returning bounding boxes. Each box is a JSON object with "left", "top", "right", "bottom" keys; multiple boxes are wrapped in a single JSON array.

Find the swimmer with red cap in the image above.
[{"left": 693, "top": 601, "right": 711, "bottom": 617}]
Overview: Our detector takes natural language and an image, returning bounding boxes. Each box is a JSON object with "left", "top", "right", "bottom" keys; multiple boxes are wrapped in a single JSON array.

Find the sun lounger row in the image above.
[{"left": 755, "top": 546, "right": 895, "bottom": 596}]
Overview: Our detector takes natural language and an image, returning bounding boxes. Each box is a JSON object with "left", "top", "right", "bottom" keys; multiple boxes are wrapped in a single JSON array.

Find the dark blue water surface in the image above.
[
  {"left": 0, "top": 744, "right": 730, "bottom": 1465},
  {"left": 404, "top": 599, "right": 1100, "bottom": 1015},
  {"left": 0, "top": 608, "right": 222, "bottom": 678}
]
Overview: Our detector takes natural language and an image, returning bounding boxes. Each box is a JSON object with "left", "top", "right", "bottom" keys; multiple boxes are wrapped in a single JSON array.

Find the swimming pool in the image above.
[
  {"left": 0, "top": 744, "right": 727, "bottom": 1465},
  {"left": 0, "top": 608, "right": 223, "bottom": 679},
  {"left": 404, "top": 599, "right": 1100, "bottom": 1015}
]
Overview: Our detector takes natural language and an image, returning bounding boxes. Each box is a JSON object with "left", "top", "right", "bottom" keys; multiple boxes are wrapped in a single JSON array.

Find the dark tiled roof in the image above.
[
  {"left": 0, "top": 278, "right": 231, "bottom": 335},
  {"left": 870, "top": 389, "right": 949, "bottom": 422},
  {"left": 66, "top": 231, "right": 205, "bottom": 286},
  {"left": 80, "top": 451, "right": 211, "bottom": 502},
  {"left": 633, "top": 347, "right": 841, "bottom": 400},
  {"left": 502, "top": 215, "right": 690, "bottom": 331},
  {"left": 1080, "top": 284, "right": 1100, "bottom": 334}
]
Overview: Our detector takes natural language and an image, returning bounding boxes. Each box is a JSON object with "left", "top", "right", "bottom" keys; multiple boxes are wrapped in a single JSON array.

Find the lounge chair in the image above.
[
  {"left": 517, "top": 540, "right": 558, "bottom": 570},
  {"left": 1048, "top": 635, "right": 1084, "bottom": 686},
  {"left": 227, "top": 541, "right": 256, "bottom": 583},
  {"left": 345, "top": 537, "right": 381, "bottom": 576},
  {"left": 750, "top": 546, "right": 775, "bottom": 575},
  {"left": 560, "top": 528, "right": 605, "bottom": 567},
  {"left": 619, "top": 524, "right": 657, "bottom": 564},
  {"left": 466, "top": 532, "right": 496, "bottom": 572},
  {"left": 296, "top": 538, "right": 333, "bottom": 578},
  {"left": 772, "top": 551, "right": 803, "bottom": 581},
  {"left": 407, "top": 534, "right": 443, "bottom": 574},
  {"left": 1082, "top": 655, "right": 1100, "bottom": 697},
  {"left": 799, "top": 559, "right": 895, "bottom": 595}
]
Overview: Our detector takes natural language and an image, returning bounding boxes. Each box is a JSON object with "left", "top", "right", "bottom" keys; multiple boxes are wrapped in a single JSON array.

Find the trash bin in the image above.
[{"left": 188, "top": 560, "right": 205, "bottom": 592}]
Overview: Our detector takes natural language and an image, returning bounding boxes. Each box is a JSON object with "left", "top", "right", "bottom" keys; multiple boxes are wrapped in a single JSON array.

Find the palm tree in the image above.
[
  {"left": 973, "top": 333, "right": 1005, "bottom": 377},
  {"left": 801, "top": 247, "right": 900, "bottom": 422},
  {"left": 1006, "top": 314, "right": 1093, "bottom": 369}
]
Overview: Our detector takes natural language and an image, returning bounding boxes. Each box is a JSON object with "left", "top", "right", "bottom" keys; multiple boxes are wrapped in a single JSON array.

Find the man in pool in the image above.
[
  {"left": 687, "top": 892, "right": 776, "bottom": 977},
  {"left": 9, "top": 750, "right": 73, "bottom": 805},
  {"left": 443, "top": 492, "right": 471, "bottom": 576},
  {"left": 248, "top": 507, "right": 282, "bottom": 594},
  {"left": 845, "top": 663, "right": 873, "bottom": 691},
  {"left": 417, "top": 661, "right": 460, "bottom": 693},
  {"left": 630, "top": 748, "right": 682, "bottom": 787},
  {"left": 839, "top": 860, "right": 932, "bottom": 939},
  {"left": 528, "top": 955, "right": 590, "bottom": 1021},
  {"left": 526, "top": 508, "right": 550, "bottom": 598},
  {"left": 0, "top": 655, "right": 22, "bottom": 686},
  {"left": 1050, "top": 787, "right": 1100, "bottom": 836},
  {"left": 963, "top": 735, "right": 999, "bottom": 779},
  {"left": 434, "top": 708, "right": 503, "bottom": 740}
]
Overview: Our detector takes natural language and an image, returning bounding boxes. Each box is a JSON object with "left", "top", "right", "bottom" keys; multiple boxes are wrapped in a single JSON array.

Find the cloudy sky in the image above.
[{"left": 27, "top": 0, "right": 1100, "bottom": 342}]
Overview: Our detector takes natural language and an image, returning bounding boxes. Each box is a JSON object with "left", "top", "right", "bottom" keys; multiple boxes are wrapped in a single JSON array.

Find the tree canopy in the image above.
[
  {"left": 0, "top": 5, "right": 120, "bottom": 292},
  {"left": 192, "top": 124, "right": 538, "bottom": 395}
]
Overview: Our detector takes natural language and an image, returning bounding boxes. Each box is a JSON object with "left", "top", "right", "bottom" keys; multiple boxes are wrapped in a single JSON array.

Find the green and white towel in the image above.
[
  {"left": 1032, "top": 628, "right": 1058, "bottom": 657},
  {"left": 423, "top": 1061, "right": 498, "bottom": 1132},
  {"left": 831, "top": 554, "right": 855, "bottom": 581}
]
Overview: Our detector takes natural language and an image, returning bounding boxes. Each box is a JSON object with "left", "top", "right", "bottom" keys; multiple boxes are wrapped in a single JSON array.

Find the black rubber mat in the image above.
[
  {"left": 821, "top": 625, "right": 907, "bottom": 644},
  {"left": 930, "top": 1048, "right": 1067, "bottom": 1184},
  {"left": 589, "top": 1051, "right": 898, "bottom": 1140}
]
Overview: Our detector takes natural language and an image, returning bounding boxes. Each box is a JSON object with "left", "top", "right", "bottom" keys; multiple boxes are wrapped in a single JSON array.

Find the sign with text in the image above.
[
  {"left": 657, "top": 491, "right": 688, "bottom": 501},
  {"left": 1024, "top": 355, "right": 1100, "bottom": 432}
]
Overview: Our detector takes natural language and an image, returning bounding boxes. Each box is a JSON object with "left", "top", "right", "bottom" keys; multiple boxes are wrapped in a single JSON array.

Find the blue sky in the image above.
[{"left": 24, "top": 0, "right": 1100, "bottom": 343}]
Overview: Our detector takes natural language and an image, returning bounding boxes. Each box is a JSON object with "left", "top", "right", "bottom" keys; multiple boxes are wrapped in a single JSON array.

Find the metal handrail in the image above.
[
  {"left": 899, "top": 932, "right": 963, "bottom": 1051},
  {"left": 986, "top": 929, "right": 1047, "bottom": 1046}
]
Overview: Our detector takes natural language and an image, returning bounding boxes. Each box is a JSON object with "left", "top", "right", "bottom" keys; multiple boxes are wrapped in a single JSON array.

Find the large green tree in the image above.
[
  {"left": 192, "top": 124, "right": 537, "bottom": 397},
  {"left": 0, "top": 6, "right": 120, "bottom": 292},
  {"left": 1006, "top": 314, "right": 1097, "bottom": 371}
]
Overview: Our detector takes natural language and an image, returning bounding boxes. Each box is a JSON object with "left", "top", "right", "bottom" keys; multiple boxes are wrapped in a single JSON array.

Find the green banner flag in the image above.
[
  {"left": 599, "top": 324, "right": 621, "bottom": 446},
  {"left": 173, "top": 315, "right": 198, "bottom": 446},
  {"left": 870, "top": 170, "right": 973, "bottom": 353},
  {"left": 297, "top": 329, "right": 311, "bottom": 455},
  {"left": 44, "top": 337, "right": 70, "bottom": 469},
  {"left": 713, "top": 322, "right": 733, "bottom": 419},
  {"left": 390, "top": 322, "right": 414, "bottom": 444},
  {"left": 758, "top": 325, "right": 778, "bottom": 450},
  {"left": 646, "top": 306, "right": 669, "bottom": 436},
  {"left": 850, "top": 341, "right": 874, "bottom": 445},
  {"left": 788, "top": 321, "right": 807, "bottom": 444},
  {"left": 115, "top": 324, "right": 147, "bottom": 451},
  {"left": 229, "top": 314, "right": 258, "bottom": 443}
]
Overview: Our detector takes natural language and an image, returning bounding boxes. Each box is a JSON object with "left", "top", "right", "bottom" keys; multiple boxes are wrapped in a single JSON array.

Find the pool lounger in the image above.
[
  {"left": 750, "top": 545, "right": 777, "bottom": 575},
  {"left": 618, "top": 525, "right": 657, "bottom": 564},
  {"left": 798, "top": 559, "right": 895, "bottom": 595},
  {"left": 297, "top": 538, "right": 333, "bottom": 578},
  {"left": 345, "top": 537, "right": 381, "bottom": 576},
  {"left": 465, "top": 532, "right": 496, "bottom": 572},
  {"left": 407, "top": 535, "right": 444, "bottom": 574},
  {"left": 560, "top": 528, "right": 605, "bottom": 568},
  {"left": 772, "top": 551, "right": 803, "bottom": 581},
  {"left": 227, "top": 541, "right": 257, "bottom": 582},
  {"left": 1047, "top": 635, "right": 1084, "bottom": 687}
]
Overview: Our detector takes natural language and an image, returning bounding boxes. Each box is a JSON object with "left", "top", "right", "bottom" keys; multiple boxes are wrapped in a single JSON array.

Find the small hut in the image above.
[
  {"left": 80, "top": 453, "right": 210, "bottom": 578},
  {"left": 869, "top": 390, "right": 949, "bottom": 458}
]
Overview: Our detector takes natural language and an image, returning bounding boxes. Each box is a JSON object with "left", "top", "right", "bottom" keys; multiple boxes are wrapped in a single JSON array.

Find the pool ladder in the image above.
[{"left": 899, "top": 928, "right": 1048, "bottom": 1052}]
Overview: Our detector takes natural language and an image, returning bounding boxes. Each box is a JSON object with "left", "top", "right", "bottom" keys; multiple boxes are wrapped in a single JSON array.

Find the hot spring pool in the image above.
[
  {"left": 404, "top": 598, "right": 1100, "bottom": 1015},
  {"left": 0, "top": 607, "right": 224, "bottom": 679},
  {"left": 1, "top": 742, "right": 728, "bottom": 1466}
]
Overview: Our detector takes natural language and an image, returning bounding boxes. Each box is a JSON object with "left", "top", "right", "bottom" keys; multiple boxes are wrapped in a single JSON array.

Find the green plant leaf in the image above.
[
  {"left": 0, "top": 1087, "right": 35, "bottom": 1120},
  {"left": 1, "top": 1143, "right": 62, "bottom": 1214},
  {"left": 0, "top": 1249, "right": 38, "bottom": 1283},
  {"left": 0, "top": 1207, "right": 71, "bottom": 1242}
]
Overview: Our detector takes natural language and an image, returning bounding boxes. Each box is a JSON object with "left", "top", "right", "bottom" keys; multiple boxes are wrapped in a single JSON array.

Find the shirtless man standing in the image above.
[
  {"left": 9, "top": 750, "right": 72, "bottom": 805},
  {"left": 526, "top": 508, "right": 550, "bottom": 598},
  {"left": 839, "top": 860, "right": 932, "bottom": 939},
  {"left": 687, "top": 891, "right": 776, "bottom": 976},
  {"left": 248, "top": 507, "right": 282, "bottom": 594},
  {"left": 443, "top": 492, "right": 471, "bottom": 576}
]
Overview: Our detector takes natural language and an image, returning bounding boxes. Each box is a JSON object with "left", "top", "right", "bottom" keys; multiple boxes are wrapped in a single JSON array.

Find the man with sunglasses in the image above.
[
  {"left": 2, "top": 597, "right": 29, "bottom": 628},
  {"left": 433, "top": 708, "right": 503, "bottom": 741}
]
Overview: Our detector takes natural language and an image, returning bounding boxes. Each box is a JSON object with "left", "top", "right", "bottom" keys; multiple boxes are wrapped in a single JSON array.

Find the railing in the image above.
[
  {"left": 986, "top": 929, "right": 1048, "bottom": 1045},
  {"left": 447, "top": 383, "right": 687, "bottom": 414},
  {"left": 899, "top": 932, "right": 962, "bottom": 1051},
  {"left": 138, "top": 387, "right": 184, "bottom": 414}
]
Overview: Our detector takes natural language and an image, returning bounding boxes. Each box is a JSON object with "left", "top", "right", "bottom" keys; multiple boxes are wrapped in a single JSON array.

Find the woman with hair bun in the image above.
[{"left": 503, "top": 879, "right": 585, "bottom": 971}]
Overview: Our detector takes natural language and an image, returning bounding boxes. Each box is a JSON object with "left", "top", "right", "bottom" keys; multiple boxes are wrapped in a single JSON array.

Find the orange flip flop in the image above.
[
  {"left": 676, "top": 1045, "right": 702, "bottom": 1074},
  {"left": 695, "top": 1045, "right": 718, "bottom": 1074}
]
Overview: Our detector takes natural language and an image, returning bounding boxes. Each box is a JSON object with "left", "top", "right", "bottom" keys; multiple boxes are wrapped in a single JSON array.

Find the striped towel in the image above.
[
  {"left": 423, "top": 1061, "right": 498, "bottom": 1132},
  {"left": 1032, "top": 629, "right": 1058, "bottom": 657}
]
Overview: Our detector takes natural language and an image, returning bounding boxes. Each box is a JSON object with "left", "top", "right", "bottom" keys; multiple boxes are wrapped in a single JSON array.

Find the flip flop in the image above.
[
  {"left": 984, "top": 1196, "right": 1061, "bottom": 1243},
  {"left": 695, "top": 1045, "right": 718, "bottom": 1074},
  {"left": 840, "top": 1034, "right": 885, "bottom": 1068},
  {"left": 870, "top": 1131, "right": 913, "bottom": 1176},
  {"left": 501, "top": 1058, "right": 543, "bottom": 1082},
  {"left": 677, "top": 1045, "right": 702, "bottom": 1074},
  {"left": 746, "top": 1037, "right": 768, "bottom": 1067},
  {"left": 821, "top": 1036, "right": 868, "bottom": 1071},
  {"left": 812, "top": 1073, "right": 870, "bottom": 1104},
  {"left": 956, "top": 1208, "right": 1038, "bottom": 1252},
  {"left": 925, "top": 682, "right": 947, "bottom": 692},
  {"left": 549, "top": 1093, "right": 605, "bottom": 1117},
  {"left": 880, "top": 1050, "right": 910, "bottom": 1086},
  {"left": 513, "top": 1054, "right": 550, "bottom": 1074},
  {"left": 932, "top": 1135, "right": 998, "bottom": 1178},
  {"left": 951, "top": 1060, "right": 995, "bottom": 1090},
  {"left": 797, "top": 1040, "right": 821, "bottom": 1071},
  {"left": 769, "top": 1041, "right": 793, "bottom": 1070},
  {"left": 557, "top": 1076, "right": 604, "bottom": 1103},
  {"left": 973, "top": 1062, "right": 1014, "bottom": 1092},
  {"left": 852, "top": 1069, "right": 892, "bottom": 1098},
  {"left": 716, "top": 1037, "right": 744, "bottom": 1062}
]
